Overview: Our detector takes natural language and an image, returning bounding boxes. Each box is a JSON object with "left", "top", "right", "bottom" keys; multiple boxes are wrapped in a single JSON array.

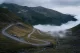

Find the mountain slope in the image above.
[
  {"left": 0, "top": 7, "right": 33, "bottom": 52},
  {"left": 0, "top": 3, "right": 77, "bottom": 25},
  {"left": 62, "top": 24, "right": 80, "bottom": 53},
  {"left": 0, "top": 7, "right": 55, "bottom": 53},
  {"left": 71, "top": 24, "right": 80, "bottom": 32}
]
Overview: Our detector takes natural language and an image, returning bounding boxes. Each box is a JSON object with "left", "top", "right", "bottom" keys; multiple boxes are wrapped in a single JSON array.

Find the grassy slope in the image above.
[
  {"left": 71, "top": 24, "right": 80, "bottom": 32},
  {"left": 7, "top": 24, "right": 32, "bottom": 37},
  {"left": 7, "top": 24, "right": 46, "bottom": 44},
  {"left": 0, "top": 8, "right": 34, "bottom": 52},
  {"left": 0, "top": 8, "right": 55, "bottom": 53},
  {"left": 30, "top": 29, "right": 56, "bottom": 44},
  {"left": 56, "top": 24, "right": 80, "bottom": 53}
]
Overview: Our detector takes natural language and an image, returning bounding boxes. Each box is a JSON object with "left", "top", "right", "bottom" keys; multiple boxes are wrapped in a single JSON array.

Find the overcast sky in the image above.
[
  {"left": 0, "top": 0, "right": 80, "bottom": 20},
  {"left": 0, "top": 0, "right": 79, "bottom": 18},
  {"left": 0, "top": 0, "right": 80, "bottom": 7},
  {"left": 0, "top": 0, "right": 80, "bottom": 14}
]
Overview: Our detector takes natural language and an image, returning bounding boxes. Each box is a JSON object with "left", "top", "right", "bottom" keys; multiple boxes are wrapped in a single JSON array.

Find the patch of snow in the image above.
[
  {"left": 3, "top": 6, "right": 8, "bottom": 8},
  {"left": 18, "top": 11, "right": 21, "bottom": 13},
  {"left": 18, "top": 10, "right": 28, "bottom": 13}
]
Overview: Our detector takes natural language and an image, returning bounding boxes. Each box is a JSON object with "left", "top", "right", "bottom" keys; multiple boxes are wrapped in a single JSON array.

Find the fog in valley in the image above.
[{"left": 34, "top": 7, "right": 80, "bottom": 37}]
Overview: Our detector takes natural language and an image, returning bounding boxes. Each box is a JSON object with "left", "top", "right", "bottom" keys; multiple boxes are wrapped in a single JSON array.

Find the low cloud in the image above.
[
  {"left": 0, "top": 0, "right": 80, "bottom": 37},
  {"left": 34, "top": 6, "right": 80, "bottom": 32},
  {"left": 34, "top": 6, "right": 80, "bottom": 37},
  {"left": 34, "top": 16, "right": 80, "bottom": 37},
  {"left": 34, "top": 20, "right": 80, "bottom": 32}
]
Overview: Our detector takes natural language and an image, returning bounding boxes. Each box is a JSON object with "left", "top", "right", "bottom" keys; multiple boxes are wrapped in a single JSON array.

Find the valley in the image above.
[
  {"left": 2, "top": 22, "right": 53, "bottom": 46},
  {"left": 0, "top": 2, "right": 80, "bottom": 53},
  {"left": 0, "top": 7, "right": 55, "bottom": 53}
]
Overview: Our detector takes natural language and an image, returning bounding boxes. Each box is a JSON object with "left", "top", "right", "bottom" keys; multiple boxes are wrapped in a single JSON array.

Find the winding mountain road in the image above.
[{"left": 2, "top": 23, "right": 51, "bottom": 46}]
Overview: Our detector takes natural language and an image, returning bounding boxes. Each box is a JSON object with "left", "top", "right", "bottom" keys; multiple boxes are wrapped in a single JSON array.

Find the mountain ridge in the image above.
[{"left": 0, "top": 3, "right": 77, "bottom": 25}]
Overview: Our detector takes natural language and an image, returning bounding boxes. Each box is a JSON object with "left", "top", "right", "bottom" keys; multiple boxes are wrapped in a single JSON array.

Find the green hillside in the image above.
[
  {"left": 0, "top": 7, "right": 32, "bottom": 52},
  {"left": 71, "top": 24, "right": 80, "bottom": 32},
  {"left": 0, "top": 7, "right": 55, "bottom": 53}
]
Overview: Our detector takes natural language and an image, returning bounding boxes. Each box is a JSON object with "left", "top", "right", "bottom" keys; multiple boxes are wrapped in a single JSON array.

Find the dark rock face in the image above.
[
  {"left": 70, "top": 24, "right": 80, "bottom": 53},
  {"left": 0, "top": 3, "right": 77, "bottom": 25},
  {"left": 57, "top": 24, "right": 80, "bottom": 53}
]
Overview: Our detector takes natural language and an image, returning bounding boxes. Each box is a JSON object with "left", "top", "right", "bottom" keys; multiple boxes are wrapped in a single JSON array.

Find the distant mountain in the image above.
[{"left": 0, "top": 3, "right": 77, "bottom": 25}]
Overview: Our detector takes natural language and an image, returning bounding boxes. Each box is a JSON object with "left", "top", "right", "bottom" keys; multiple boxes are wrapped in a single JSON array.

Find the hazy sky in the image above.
[
  {"left": 0, "top": 0, "right": 80, "bottom": 7},
  {"left": 0, "top": 0, "right": 80, "bottom": 22},
  {"left": 0, "top": 0, "right": 80, "bottom": 15}
]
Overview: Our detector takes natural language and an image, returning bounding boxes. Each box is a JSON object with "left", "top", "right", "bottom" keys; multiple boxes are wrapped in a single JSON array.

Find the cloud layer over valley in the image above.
[
  {"left": 34, "top": 6, "right": 80, "bottom": 32},
  {"left": 34, "top": 6, "right": 80, "bottom": 37},
  {"left": 0, "top": 0, "right": 80, "bottom": 37}
]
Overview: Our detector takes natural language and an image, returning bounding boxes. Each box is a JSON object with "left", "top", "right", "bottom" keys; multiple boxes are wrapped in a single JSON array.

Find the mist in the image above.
[
  {"left": 34, "top": 19, "right": 80, "bottom": 37},
  {"left": 34, "top": 6, "right": 80, "bottom": 37},
  {"left": 34, "top": 16, "right": 80, "bottom": 32},
  {"left": 34, "top": 21, "right": 79, "bottom": 32},
  {"left": 0, "top": 0, "right": 80, "bottom": 37}
]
